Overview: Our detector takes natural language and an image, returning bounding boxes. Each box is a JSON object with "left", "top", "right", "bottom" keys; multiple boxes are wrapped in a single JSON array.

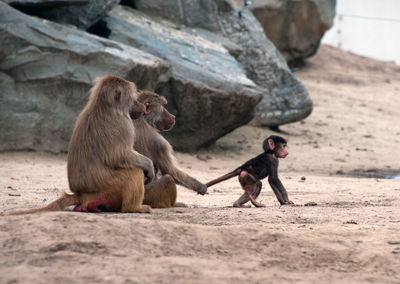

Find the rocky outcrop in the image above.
[
  {"left": 0, "top": 0, "right": 317, "bottom": 153},
  {"left": 105, "top": 6, "right": 262, "bottom": 150},
  {"left": 0, "top": 2, "right": 169, "bottom": 152},
  {"left": 0, "top": 2, "right": 261, "bottom": 152},
  {"left": 249, "top": 0, "right": 336, "bottom": 64},
  {"left": 132, "top": 0, "right": 313, "bottom": 126},
  {"left": 4, "top": 0, "right": 120, "bottom": 29},
  {"left": 131, "top": 0, "right": 221, "bottom": 32},
  {"left": 216, "top": 1, "right": 312, "bottom": 126}
]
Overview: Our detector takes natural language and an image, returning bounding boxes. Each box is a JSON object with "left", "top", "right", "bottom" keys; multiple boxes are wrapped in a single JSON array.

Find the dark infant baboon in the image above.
[{"left": 206, "top": 135, "right": 293, "bottom": 207}]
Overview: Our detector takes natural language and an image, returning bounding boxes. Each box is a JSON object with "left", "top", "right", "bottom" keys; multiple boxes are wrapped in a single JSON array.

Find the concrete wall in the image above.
[{"left": 322, "top": 0, "right": 400, "bottom": 64}]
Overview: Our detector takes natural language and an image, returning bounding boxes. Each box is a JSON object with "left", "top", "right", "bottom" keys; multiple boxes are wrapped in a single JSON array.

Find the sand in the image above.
[{"left": 1, "top": 45, "right": 400, "bottom": 284}]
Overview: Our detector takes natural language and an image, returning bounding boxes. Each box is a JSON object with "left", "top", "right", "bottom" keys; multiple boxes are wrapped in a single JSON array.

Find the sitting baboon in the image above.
[
  {"left": 134, "top": 90, "right": 207, "bottom": 208},
  {"left": 3, "top": 75, "right": 154, "bottom": 215}
]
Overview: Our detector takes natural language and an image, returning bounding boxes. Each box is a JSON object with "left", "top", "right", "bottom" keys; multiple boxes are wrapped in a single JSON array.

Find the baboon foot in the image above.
[
  {"left": 138, "top": 205, "right": 153, "bottom": 213},
  {"left": 233, "top": 202, "right": 251, "bottom": 208}
]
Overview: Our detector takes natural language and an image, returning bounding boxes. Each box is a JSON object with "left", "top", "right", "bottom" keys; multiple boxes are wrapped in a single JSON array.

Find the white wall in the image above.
[{"left": 322, "top": 0, "right": 400, "bottom": 64}]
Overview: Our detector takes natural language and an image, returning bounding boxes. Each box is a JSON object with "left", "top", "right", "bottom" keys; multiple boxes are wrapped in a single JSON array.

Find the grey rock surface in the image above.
[
  {"left": 133, "top": 0, "right": 221, "bottom": 32},
  {"left": 3, "top": 0, "right": 119, "bottom": 30},
  {"left": 218, "top": 0, "right": 313, "bottom": 126},
  {"left": 250, "top": 0, "right": 336, "bottom": 63},
  {"left": 133, "top": 0, "right": 313, "bottom": 126},
  {"left": 0, "top": 0, "right": 318, "bottom": 153},
  {"left": 0, "top": 2, "right": 169, "bottom": 153},
  {"left": 105, "top": 6, "right": 262, "bottom": 151},
  {"left": 2, "top": 0, "right": 88, "bottom": 5}
]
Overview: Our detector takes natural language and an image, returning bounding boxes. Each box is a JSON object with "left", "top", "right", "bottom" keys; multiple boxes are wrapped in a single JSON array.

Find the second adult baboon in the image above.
[
  {"left": 3, "top": 75, "right": 154, "bottom": 215},
  {"left": 134, "top": 90, "right": 207, "bottom": 207}
]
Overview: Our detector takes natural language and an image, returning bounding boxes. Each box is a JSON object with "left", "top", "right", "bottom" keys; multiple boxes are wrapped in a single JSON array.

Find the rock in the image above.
[
  {"left": 217, "top": 0, "right": 313, "bottom": 126},
  {"left": 104, "top": 6, "right": 262, "bottom": 151},
  {"left": 131, "top": 0, "right": 221, "bottom": 32},
  {"left": 133, "top": 0, "right": 313, "bottom": 127},
  {"left": 3, "top": 0, "right": 88, "bottom": 6},
  {"left": 5, "top": 0, "right": 120, "bottom": 30},
  {"left": 0, "top": 3, "right": 169, "bottom": 153},
  {"left": 249, "top": 0, "right": 336, "bottom": 64}
]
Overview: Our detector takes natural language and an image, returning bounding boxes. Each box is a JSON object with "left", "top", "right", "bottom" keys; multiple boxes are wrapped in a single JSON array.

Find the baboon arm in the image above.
[
  {"left": 128, "top": 150, "right": 155, "bottom": 182},
  {"left": 268, "top": 176, "right": 288, "bottom": 204},
  {"left": 109, "top": 150, "right": 155, "bottom": 182},
  {"left": 173, "top": 168, "right": 207, "bottom": 195},
  {"left": 158, "top": 160, "right": 207, "bottom": 195}
]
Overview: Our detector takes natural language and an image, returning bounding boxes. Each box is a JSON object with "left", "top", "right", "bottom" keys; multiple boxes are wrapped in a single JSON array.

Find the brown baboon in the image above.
[
  {"left": 3, "top": 75, "right": 154, "bottom": 215},
  {"left": 143, "top": 175, "right": 177, "bottom": 208},
  {"left": 206, "top": 135, "right": 293, "bottom": 207},
  {"left": 134, "top": 90, "right": 207, "bottom": 208}
]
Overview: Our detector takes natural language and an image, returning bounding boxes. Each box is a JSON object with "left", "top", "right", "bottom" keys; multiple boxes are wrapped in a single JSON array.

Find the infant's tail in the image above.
[{"left": 206, "top": 168, "right": 241, "bottom": 187}]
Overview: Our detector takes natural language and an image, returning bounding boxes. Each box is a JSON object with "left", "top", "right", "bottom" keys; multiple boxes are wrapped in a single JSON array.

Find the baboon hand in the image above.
[
  {"left": 197, "top": 183, "right": 207, "bottom": 195},
  {"left": 142, "top": 157, "right": 155, "bottom": 183}
]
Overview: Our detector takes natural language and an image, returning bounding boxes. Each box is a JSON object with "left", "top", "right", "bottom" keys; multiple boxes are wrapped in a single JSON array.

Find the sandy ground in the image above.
[{"left": 1, "top": 45, "right": 400, "bottom": 284}]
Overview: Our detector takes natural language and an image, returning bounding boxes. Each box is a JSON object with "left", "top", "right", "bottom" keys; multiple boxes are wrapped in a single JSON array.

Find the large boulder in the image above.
[
  {"left": 132, "top": 0, "right": 313, "bottom": 127},
  {"left": 0, "top": 2, "right": 169, "bottom": 153},
  {"left": 104, "top": 6, "right": 262, "bottom": 151},
  {"left": 2, "top": 0, "right": 88, "bottom": 5},
  {"left": 249, "top": 0, "right": 336, "bottom": 64},
  {"left": 3, "top": 0, "right": 119, "bottom": 29},
  {"left": 130, "top": 0, "right": 221, "bottom": 32}
]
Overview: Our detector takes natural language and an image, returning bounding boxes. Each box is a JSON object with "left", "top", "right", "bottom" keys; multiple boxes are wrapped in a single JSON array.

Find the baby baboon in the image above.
[
  {"left": 134, "top": 90, "right": 207, "bottom": 207},
  {"left": 3, "top": 75, "right": 154, "bottom": 215},
  {"left": 206, "top": 135, "right": 293, "bottom": 207}
]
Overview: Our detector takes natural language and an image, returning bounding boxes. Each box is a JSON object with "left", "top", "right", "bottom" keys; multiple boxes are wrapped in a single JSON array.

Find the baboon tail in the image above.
[
  {"left": 206, "top": 168, "right": 241, "bottom": 187},
  {"left": 2, "top": 193, "right": 79, "bottom": 216}
]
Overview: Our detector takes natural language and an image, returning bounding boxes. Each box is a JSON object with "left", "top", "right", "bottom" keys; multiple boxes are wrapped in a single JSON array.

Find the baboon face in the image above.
[
  {"left": 274, "top": 143, "right": 288, "bottom": 158},
  {"left": 137, "top": 91, "right": 176, "bottom": 131},
  {"left": 263, "top": 136, "right": 288, "bottom": 159}
]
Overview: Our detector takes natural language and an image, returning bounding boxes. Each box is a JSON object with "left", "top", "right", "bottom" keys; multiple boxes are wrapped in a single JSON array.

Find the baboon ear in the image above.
[
  {"left": 144, "top": 103, "right": 152, "bottom": 115},
  {"left": 267, "top": 138, "right": 275, "bottom": 150},
  {"left": 114, "top": 90, "right": 121, "bottom": 101}
]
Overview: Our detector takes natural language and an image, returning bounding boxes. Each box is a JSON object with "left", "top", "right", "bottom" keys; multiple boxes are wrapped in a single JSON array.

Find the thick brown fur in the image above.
[
  {"left": 134, "top": 90, "right": 207, "bottom": 208},
  {"left": 68, "top": 75, "right": 154, "bottom": 213},
  {"left": 3, "top": 75, "right": 154, "bottom": 215},
  {"left": 143, "top": 175, "right": 177, "bottom": 208}
]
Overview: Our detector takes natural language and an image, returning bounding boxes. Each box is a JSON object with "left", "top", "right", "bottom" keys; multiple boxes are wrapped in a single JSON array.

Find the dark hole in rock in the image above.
[
  {"left": 86, "top": 20, "right": 111, "bottom": 38},
  {"left": 120, "top": 0, "right": 137, "bottom": 9}
]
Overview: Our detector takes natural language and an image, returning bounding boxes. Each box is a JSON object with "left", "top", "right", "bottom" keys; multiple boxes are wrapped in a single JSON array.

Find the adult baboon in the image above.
[
  {"left": 134, "top": 90, "right": 207, "bottom": 208},
  {"left": 3, "top": 75, "right": 154, "bottom": 215}
]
